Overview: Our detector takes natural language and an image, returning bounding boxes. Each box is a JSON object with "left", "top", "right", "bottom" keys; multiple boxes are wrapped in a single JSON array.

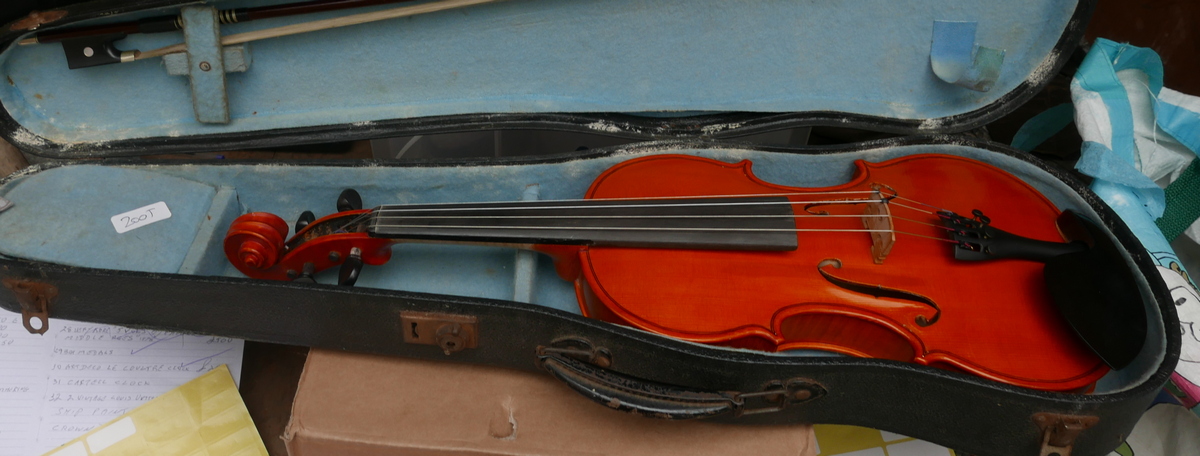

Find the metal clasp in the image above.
[
  {"left": 2, "top": 278, "right": 57, "bottom": 334},
  {"left": 400, "top": 311, "right": 478, "bottom": 355},
  {"left": 1033, "top": 412, "right": 1099, "bottom": 456},
  {"left": 536, "top": 337, "right": 613, "bottom": 368},
  {"left": 734, "top": 379, "right": 826, "bottom": 416}
]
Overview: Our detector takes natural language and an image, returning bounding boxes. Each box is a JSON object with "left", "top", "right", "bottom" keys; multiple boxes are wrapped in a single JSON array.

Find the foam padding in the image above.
[{"left": 0, "top": 165, "right": 217, "bottom": 273}]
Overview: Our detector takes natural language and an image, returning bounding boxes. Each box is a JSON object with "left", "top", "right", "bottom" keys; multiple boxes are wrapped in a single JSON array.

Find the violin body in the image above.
[
  {"left": 563, "top": 154, "right": 1105, "bottom": 391},
  {"left": 224, "top": 153, "right": 1108, "bottom": 392}
]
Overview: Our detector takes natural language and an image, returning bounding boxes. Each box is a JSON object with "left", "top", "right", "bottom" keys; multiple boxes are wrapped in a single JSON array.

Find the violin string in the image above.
[
  {"left": 894, "top": 215, "right": 955, "bottom": 231},
  {"left": 368, "top": 223, "right": 960, "bottom": 243},
  {"left": 893, "top": 196, "right": 951, "bottom": 213},
  {"left": 372, "top": 212, "right": 953, "bottom": 231},
  {"left": 373, "top": 198, "right": 890, "bottom": 214},
  {"left": 345, "top": 204, "right": 953, "bottom": 234},
  {"left": 888, "top": 201, "right": 937, "bottom": 215},
  {"left": 371, "top": 214, "right": 955, "bottom": 236},
  {"left": 374, "top": 196, "right": 955, "bottom": 218},
  {"left": 373, "top": 213, "right": 894, "bottom": 220},
  {"left": 374, "top": 190, "right": 885, "bottom": 209},
  {"left": 334, "top": 188, "right": 957, "bottom": 234},
  {"left": 332, "top": 212, "right": 375, "bottom": 234}
]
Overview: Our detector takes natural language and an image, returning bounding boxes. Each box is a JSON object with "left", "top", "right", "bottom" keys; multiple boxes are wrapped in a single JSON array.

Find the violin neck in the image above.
[{"left": 367, "top": 197, "right": 800, "bottom": 251}]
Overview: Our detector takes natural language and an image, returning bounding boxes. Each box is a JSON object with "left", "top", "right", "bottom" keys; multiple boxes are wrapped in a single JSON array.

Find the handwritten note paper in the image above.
[{"left": 0, "top": 312, "right": 243, "bottom": 456}]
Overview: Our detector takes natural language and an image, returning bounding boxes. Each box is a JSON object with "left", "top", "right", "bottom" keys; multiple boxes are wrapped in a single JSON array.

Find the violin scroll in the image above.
[
  {"left": 223, "top": 189, "right": 397, "bottom": 282},
  {"left": 225, "top": 212, "right": 290, "bottom": 271}
]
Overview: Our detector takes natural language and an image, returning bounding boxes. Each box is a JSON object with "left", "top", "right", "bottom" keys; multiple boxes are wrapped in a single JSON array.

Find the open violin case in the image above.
[{"left": 0, "top": 0, "right": 1182, "bottom": 455}]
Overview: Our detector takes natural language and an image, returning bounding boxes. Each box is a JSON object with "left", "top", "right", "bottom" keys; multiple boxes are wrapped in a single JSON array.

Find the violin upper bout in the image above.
[{"left": 586, "top": 155, "right": 796, "bottom": 199}]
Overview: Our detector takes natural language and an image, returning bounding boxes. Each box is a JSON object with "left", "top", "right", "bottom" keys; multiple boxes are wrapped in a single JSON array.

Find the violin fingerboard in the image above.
[{"left": 369, "top": 197, "right": 799, "bottom": 251}]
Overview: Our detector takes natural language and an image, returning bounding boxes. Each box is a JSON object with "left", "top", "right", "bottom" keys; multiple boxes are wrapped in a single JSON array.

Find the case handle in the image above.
[{"left": 537, "top": 346, "right": 825, "bottom": 419}]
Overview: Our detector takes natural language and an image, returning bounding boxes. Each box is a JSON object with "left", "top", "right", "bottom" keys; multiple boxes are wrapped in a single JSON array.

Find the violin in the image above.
[{"left": 224, "top": 154, "right": 1145, "bottom": 392}]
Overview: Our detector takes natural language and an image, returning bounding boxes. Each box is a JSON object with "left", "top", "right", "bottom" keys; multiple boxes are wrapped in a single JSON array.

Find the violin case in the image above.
[{"left": 0, "top": 0, "right": 1181, "bottom": 455}]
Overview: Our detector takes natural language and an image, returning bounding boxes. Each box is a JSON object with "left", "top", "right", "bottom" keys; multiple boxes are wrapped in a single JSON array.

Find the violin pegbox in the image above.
[{"left": 223, "top": 188, "right": 388, "bottom": 285}]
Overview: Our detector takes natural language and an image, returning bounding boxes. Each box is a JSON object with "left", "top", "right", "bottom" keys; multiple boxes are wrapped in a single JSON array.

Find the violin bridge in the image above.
[{"left": 863, "top": 186, "right": 895, "bottom": 264}]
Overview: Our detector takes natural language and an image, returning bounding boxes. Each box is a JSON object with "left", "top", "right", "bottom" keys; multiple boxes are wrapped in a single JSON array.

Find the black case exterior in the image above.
[
  {"left": 0, "top": 1, "right": 1182, "bottom": 455},
  {"left": 0, "top": 137, "right": 1181, "bottom": 456}
]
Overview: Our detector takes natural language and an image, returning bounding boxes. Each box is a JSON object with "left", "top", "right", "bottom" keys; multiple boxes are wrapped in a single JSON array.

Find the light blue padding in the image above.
[
  {"left": 0, "top": 145, "right": 1164, "bottom": 392},
  {"left": 178, "top": 187, "right": 243, "bottom": 275},
  {"left": 929, "top": 21, "right": 1005, "bottom": 92},
  {"left": 1156, "top": 99, "right": 1200, "bottom": 156},
  {"left": 0, "top": 165, "right": 217, "bottom": 273},
  {"left": 1078, "top": 141, "right": 1165, "bottom": 217},
  {"left": 1010, "top": 102, "right": 1074, "bottom": 152},
  {"left": 512, "top": 184, "right": 540, "bottom": 304},
  {"left": 0, "top": 0, "right": 1077, "bottom": 147},
  {"left": 1073, "top": 39, "right": 1166, "bottom": 216}
]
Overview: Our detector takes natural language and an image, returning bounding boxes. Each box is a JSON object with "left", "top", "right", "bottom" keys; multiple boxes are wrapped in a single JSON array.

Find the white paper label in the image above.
[
  {"left": 47, "top": 442, "right": 88, "bottom": 456},
  {"left": 110, "top": 202, "right": 172, "bottom": 234},
  {"left": 86, "top": 417, "right": 136, "bottom": 453}
]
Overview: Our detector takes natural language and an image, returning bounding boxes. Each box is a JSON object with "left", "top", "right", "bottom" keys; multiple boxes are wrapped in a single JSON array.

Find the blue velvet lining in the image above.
[
  {"left": 0, "top": 145, "right": 1162, "bottom": 392},
  {"left": 0, "top": 0, "right": 1076, "bottom": 147},
  {"left": 0, "top": 165, "right": 216, "bottom": 273}
]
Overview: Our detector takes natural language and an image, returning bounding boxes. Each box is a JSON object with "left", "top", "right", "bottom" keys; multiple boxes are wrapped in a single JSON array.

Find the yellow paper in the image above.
[{"left": 41, "top": 365, "right": 267, "bottom": 456}]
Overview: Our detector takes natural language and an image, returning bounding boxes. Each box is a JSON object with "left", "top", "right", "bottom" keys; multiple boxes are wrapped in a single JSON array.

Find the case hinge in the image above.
[
  {"left": 1032, "top": 412, "right": 1099, "bottom": 456},
  {"left": 2, "top": 278, "right": 57, "bottom": 335}
]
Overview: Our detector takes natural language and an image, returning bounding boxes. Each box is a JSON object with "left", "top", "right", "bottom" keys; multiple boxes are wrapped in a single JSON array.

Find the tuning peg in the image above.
[
  {"left": 294, "top": 210, "right": 316, "bottom": 233},
  {"left": 339, "top": 247, "right": 363, "bottom": 286},
  {"left": 293, "top": 262, "right": 317, "bottom": 283},
  {"left": 337, "top": 189, "right": 363, "bottom": 212}
]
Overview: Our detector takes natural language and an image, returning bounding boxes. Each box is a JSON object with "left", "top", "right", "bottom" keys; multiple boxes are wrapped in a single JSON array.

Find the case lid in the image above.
[{"left": 0, "top": 0, "right": 1092, "bottom": 157}]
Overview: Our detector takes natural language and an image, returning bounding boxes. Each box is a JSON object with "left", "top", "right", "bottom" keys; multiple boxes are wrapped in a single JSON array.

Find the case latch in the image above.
[
  {"left": 400, "top": 311, "right": 479, "bottom": 355},
  {"left": 1032, "top": 412, "right": 1099, "bottom": 456},
  {"left": 2, "top": 278, "right": 57, "bottom": 335}
]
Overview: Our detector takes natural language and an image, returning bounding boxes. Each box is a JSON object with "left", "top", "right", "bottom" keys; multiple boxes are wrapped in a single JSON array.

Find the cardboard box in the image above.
[{"left": 285, "top": 350, "right": 815, "bottom": 456}]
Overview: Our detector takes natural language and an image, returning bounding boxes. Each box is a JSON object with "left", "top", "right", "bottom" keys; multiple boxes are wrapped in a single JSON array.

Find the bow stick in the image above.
[
  {"left": 23, "top": 0, "right": 501, "bottom": 69},
  {"left": 18, "top": 0, "right": 420, "bottom": 46},
  {"left": 136, "top": 0, "right": 499, "bottom": 61}
]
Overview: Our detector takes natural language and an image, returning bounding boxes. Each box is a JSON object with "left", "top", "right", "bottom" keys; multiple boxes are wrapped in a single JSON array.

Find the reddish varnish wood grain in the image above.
[{"left": 567, "top": 154, "right": 1107, "bottom": 392}]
